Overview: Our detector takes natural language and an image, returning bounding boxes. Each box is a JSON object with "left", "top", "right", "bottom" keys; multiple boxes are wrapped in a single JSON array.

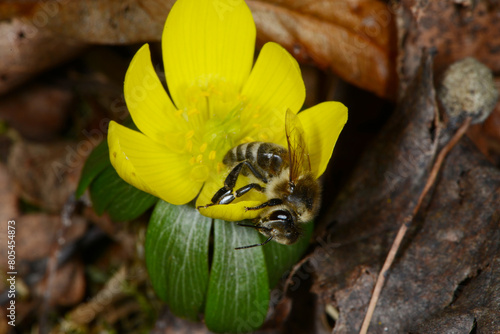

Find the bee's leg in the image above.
[
  {"left": 203, "top": 183, "right": 265, "bottom": 208},
  {"left": 235, "top": 183, "right": 265, "bottom": 198},
  {"left": 234, "top": 161, "right": 268, "bottom": 184},
  {"left": 222, "top": 161, "right": 267, "bottom": 192},
  {"left": 199, "top": 161, "right": 267, "bottom": 208},
  {"left": 245, "top": 198, "right": 283, "bottom": 211}
]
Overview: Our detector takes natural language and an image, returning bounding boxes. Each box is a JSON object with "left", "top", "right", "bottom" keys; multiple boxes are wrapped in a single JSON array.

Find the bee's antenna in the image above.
[{"left": 234, "top": 235, "right": 274, "bottom": 250}]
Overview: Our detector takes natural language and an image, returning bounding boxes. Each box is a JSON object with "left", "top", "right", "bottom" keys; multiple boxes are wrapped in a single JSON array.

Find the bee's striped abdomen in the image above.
[{"left": 223, "top": 142, "right": 288, "bottom": 179}]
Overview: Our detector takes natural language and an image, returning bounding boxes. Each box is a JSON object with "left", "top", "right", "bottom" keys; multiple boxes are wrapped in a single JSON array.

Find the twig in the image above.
[
  {"left": 58, "top": 266, "right": 128, "bottom": 332},
  {"left": 358, "top": 118, "right": 471, "bottom": 334}
]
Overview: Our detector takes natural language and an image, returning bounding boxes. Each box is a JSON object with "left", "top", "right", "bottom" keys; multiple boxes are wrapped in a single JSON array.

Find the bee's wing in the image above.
[{"left": 285, "top": 109, "right": 311, "bottom": 183}]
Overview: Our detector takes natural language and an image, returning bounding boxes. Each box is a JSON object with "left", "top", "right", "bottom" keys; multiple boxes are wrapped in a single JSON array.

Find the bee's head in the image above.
[{"left": 256, "top": 209, "right": 302, "bottom": 245}]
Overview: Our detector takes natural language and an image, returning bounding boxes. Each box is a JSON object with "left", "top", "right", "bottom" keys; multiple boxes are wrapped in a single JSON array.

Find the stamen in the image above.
[
  {"left": 187, "top": 109, "right": 200, "bottom": 116},
  {"left": 200, "top": 142, "right": 208, "bottom": 153},
  {"left": 186, "top": 140, "right": 193, "bottom": 152},
  {"left": 208, "top": 150, "right": 216, "bottom": 160},
  {"left": 175, "top": 110, "right": 184, "bottom": 118},
  {"left": 259, "top": 133, "right": 269, "bottom": 141},
  {"left": 196, "top": 154, "right": 203, "bottom": 163},
  {"left": 189, "top": 156, "right": 196, "bottom": 165},
  {"left": 217, "top": 162, "right": 224, "bottom": 174},
  {"left": 185, "top": 130, "right": 195, "bottom": 139}
]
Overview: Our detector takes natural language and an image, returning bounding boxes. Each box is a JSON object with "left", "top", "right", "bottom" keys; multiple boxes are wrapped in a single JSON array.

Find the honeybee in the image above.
[{"left": 199, "top": 109, "right": 321, "bottom": 249}]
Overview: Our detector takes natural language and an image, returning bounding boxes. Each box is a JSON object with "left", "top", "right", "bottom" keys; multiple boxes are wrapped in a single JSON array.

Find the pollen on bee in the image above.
[
  {"left": 208, "top": 150, "right": 216, "bottom": 160},
  {"left": 200, "top": 142, "right": 208, "bottom": 153}
]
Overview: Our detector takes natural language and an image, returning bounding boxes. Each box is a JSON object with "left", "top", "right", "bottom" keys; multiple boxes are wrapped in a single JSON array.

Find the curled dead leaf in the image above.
[
  {"left": 0, "top": 83, "right": 75, "bottom": 141},
  {"left": 0, "top": 0, "right": 397, "bottom": 98},
  {"left": 397, "top": 0, "right": 500, "bottom": 95},
  {"left": 13, "top": 214, "right": 87, "bottom": 264},
  {"left": 35, "top": 260, "right": 86, "bottom": 307},
  {"left": 310, "top": 53, "right": 500, "bottom": 333},
  {"left": 7, "top": 140, "right": 93, "bottom": 213},
  {"left": 248, "top": 0, "right": 398, "bottom": 99}
]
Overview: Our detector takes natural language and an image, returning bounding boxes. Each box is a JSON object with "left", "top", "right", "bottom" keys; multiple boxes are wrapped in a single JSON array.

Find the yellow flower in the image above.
[{"left": 108, "top": 0, "right": 347, "bottom": 221}]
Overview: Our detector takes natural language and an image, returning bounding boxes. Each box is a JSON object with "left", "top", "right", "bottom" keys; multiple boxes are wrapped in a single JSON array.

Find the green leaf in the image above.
[
  {"left": 145, "top": 200, "right": 211, "bottom": 321},
  {"left": 262, "top": 221, "right": 314, "bottom": 288},
  {"left": 75, "top": 139, "right": 110, "bottom": 198},
  {"left": 89, "top": 166, "right": 158, "bottom": 221},
  {"left": 75, "top": 118, "right": 156, "bottom": 221},
  {"left": 205, "top": 220, "right": 269, "bottom": 333}
]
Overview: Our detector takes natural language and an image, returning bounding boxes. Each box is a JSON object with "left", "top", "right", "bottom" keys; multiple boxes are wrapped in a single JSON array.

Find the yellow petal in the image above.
[
  {"left": 199, "top": 201, "right": 263, "bottom": 221},
  {"left": 239, "top": 42, "right": 305, "bottom": 143},
  {"left": 108, "top": 121, "right": 203, "bottom": 205},
  {"left": 124, "top": 44, "right": 188, "bottom": 152},
  {"left": 196, "top": 171, "right": 265, "bottom": 221},
  {"left": 162, "top": 0, "right": 256, "bottom": 111},
  {"left": 298, "top": 102, "right": 348, "bottom": 178}
]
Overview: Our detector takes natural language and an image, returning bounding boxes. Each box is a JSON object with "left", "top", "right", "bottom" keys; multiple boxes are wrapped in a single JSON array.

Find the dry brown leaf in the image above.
[
  {"left": 397, "top": 0, "right": 500, "bottom": 94},
  {"left": 3, "top": 0, "right": 498, "bottom": 100},
  {"left": 410, "top": 255, "right": 500, "bottom": 333},
  {"left": 0, "top": 83, "right": 75, "bottom": 141},
  {"left": 63, "top": 265, "right": 148, "bottom": 329},
  {"left": 467, "top": 98, "right": 500, "bottom": 166},
  {"left": 249, "top": 0, "right": 398, "bottom": 99},
  {"left": 12, "top": 213, "right": 86, "bottom": 264},
  {"left": 0, "top": 0, "right": 172, "bottom": 95},
  {"left": 7, "top": 140, "right": 92, "bottom": 212},
  {"left": 35, "top": 259, "right": 86, "bottom": 307},
  {"left": 0, "top": 15, "right": 85, "bottom": 95},
  {"left": 310, "top": 54, "right": 500, "bottom": 333},
  {"left": 0, "top": 0, "right": 397, "bottom": 98},
  {"left": 0, "top": 163, "right": 18, "bottom": 222},
  {"left": 0, "top": 212, "right": 87, "bottom": 325},
  {"left": 0, "top": 311, "right": 8, "bottom": 334}
]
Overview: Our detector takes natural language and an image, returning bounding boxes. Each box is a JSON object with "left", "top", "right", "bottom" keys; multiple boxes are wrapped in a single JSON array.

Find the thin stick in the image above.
[{"left": 358, "top": 118, "right": 471, "bottom": 334}]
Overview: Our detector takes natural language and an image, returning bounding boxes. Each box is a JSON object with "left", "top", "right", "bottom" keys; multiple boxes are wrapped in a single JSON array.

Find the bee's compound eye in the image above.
[{"left": 269, "top": 210, "right": 292, "bottom": 222}]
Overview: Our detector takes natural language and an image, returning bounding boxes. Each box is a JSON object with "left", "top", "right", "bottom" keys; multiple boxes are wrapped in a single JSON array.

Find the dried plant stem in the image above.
[{"left": 358, "top": 118, "right": 471, "bottom": 334}]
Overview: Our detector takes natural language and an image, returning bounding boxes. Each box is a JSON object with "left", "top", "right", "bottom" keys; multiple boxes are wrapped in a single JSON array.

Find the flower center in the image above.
[{"left": 182, "top": 89, "right": 245, "bottom": 183}]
